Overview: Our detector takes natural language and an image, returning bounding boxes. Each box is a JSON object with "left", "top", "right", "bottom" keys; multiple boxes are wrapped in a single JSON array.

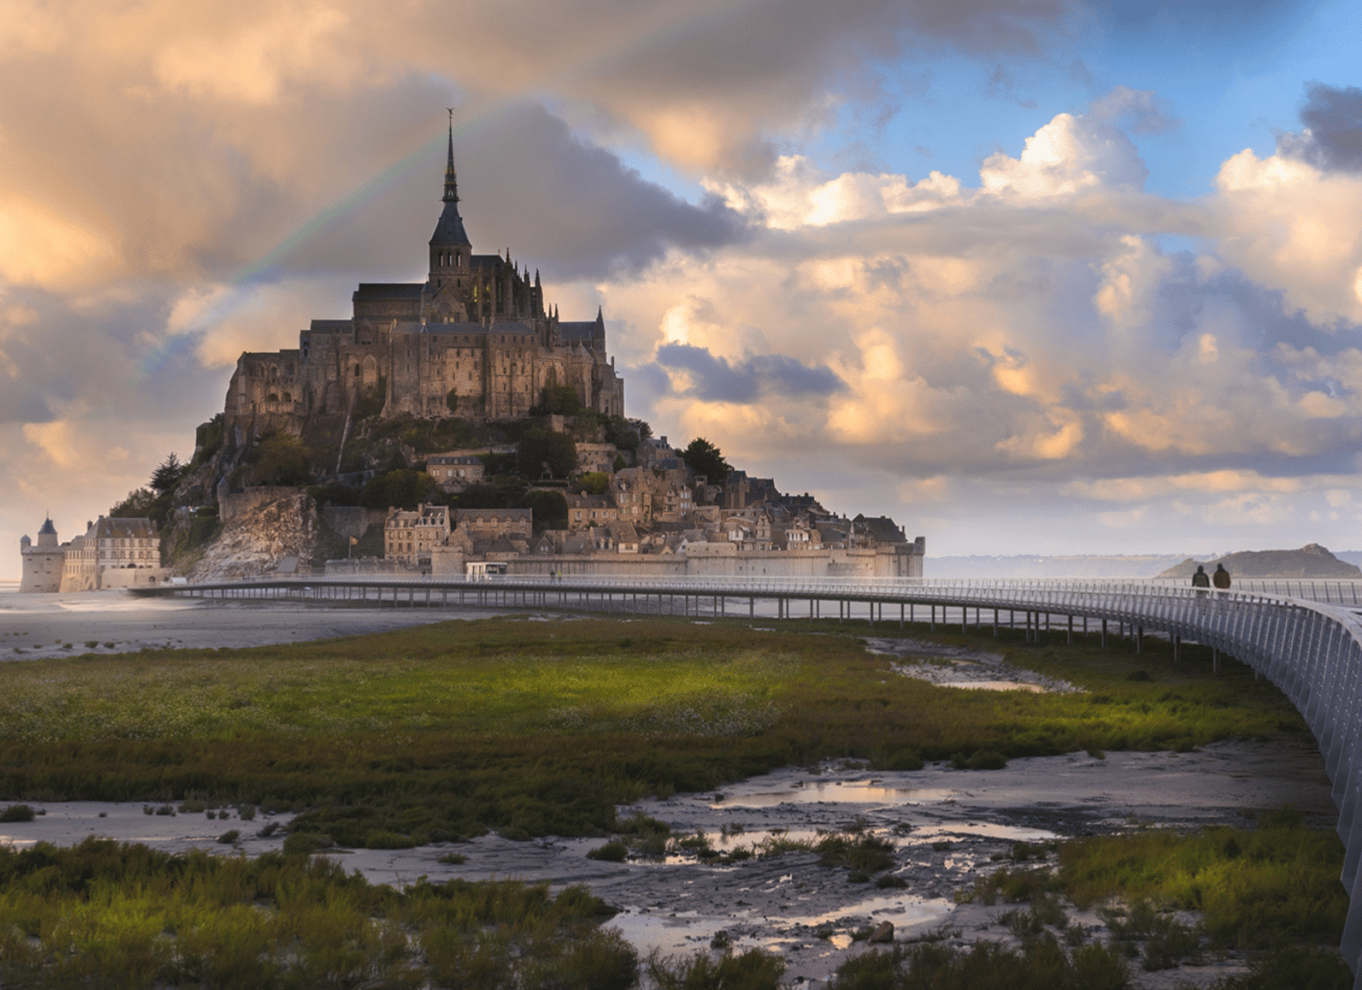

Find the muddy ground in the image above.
[{"left": 0, "top": 740, "right": 1333, "bottom": 987}]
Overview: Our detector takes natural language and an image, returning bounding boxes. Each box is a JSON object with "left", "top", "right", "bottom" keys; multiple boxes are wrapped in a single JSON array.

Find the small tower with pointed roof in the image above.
[{"left": 19, "top": 516, "right": 64, "bottom": 592}]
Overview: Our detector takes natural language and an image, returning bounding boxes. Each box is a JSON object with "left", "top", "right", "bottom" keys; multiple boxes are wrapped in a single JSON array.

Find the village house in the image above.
[
  {"left": 564, "top": 493, "right": 618, "bottom": 530},
  {"left": 425, "top": 453, "right": 485, "bottom": 492},
  {"left": 455, "top": 508, "right": 532, "bottom": 541},
  {"left": 384, "top": 503, "right": 451, "bottom": 569}
]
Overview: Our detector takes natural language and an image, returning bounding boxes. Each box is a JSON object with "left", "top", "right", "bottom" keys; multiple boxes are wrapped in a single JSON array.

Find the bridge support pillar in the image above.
[
  {"left": 1136, "top": 626, "right": 1142, "bottom": 654},
  {"left": 1213, "top": 648, "right": 1220, "bottom": 674},
  {"left": 1101, "top": 619, "right": 1108, "bottom": 650},
  {"left": 993, "top": 609, "right": 998, "bottom": 638},
  {"left": 900, "top": 603, "right": 904, "bottom": 630},
  {"left": 930, "top": 605, "right": 936, "bottom": 632},
  {"left": 1173, "top": 635, "right": 1180, "bottom": 663},
  {"left": 1067, "top": 615, "right": 1073, "bottom": 646}
]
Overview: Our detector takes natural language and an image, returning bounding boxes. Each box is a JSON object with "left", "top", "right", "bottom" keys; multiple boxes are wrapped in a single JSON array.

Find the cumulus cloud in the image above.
[
  {"left": 1213, "top": 146, "right": 1362, "bottom": 326},
  {"left": 603, "top": 98, "right": 1362, "bottom": 555},
  {"left": 979, "top": 111, "right": 1148, "bottom": 198}
]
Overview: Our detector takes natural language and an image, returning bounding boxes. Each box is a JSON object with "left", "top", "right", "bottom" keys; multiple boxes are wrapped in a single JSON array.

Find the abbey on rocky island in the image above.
[{"left": 223, "top": 122, "right": 625, "bottom": 437}]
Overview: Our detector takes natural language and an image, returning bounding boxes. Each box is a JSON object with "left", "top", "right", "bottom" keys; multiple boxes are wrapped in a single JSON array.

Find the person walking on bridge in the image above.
[
  {"left": 1191, "top": 565, "right": 1210, "bottom": 596},
  {"left": 1213, "top": 563, "right": 1231, "bottom": 590}
]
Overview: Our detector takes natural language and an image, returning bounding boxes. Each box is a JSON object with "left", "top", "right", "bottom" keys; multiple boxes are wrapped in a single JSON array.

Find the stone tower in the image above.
[{"left": 19, "top": 517, "right": 63, "bottom": 593}]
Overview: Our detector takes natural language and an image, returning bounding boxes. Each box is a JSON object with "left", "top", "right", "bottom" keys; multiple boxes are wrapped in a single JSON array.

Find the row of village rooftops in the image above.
[
  {"left": 373, "top": 431, "right": 924, "bottom": 578},
  {"left": 18, "top": 517, "right": 169, "bottom": 593},
  {"left": 424, "top": 433, "right": 820, "bottom": 522},
  {"left": 382, "top": 503, "right": 920, "bottom": 573}
]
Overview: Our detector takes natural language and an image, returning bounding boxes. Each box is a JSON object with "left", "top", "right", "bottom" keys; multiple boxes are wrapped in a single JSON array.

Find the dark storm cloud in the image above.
[
  {"left": 0, "top": 286, "right": 229, "bottom": 427},
  {"left": 1278, "top": 83, "right": 1362, "bottom": 173},
  {"left": 453, "top": 104, "right": 751, "bottom": 279},
  {"left": 654, "top": 342, "right": 845, "bottom": 403}
]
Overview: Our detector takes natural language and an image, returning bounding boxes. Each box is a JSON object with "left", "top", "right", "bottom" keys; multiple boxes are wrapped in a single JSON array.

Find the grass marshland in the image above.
[
  {"left": 0, "top": 837, "right": 633, "bottom": 990},
  {"left": 0, "top": 616, "right": 1309, "bottom": 844},
  {"left": 0, "top": 614, "right": 1343, "bottom": 987}
]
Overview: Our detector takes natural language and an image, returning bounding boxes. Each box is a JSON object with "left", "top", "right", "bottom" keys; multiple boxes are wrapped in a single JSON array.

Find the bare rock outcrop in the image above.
[{"left": 189, "top": 492, "right": 318, "bottom": 582}]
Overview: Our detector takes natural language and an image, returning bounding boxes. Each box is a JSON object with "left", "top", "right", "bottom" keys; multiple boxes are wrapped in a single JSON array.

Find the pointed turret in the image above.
[{"left": 442, "top": 117, "right": 459, "bottom": 206}]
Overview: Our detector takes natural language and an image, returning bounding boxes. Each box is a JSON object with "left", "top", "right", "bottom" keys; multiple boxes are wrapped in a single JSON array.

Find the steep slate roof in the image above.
[
  {"left": 37, "top": 518, "right": 56, "bottom": 536},
  {"left": 432, "top": 200, "right": 470, "bottom": 246},
  {"left": 353, "top": 283, "right": 424, "bottom": 299},
  {"left": 93, "top": 518, "right": 159, "bottom": 539},
  {"left": 431, "top": 124, "right": 471, "bottom": 247},
  {"left": 854, "top": 514, "right": 907, "bottom": 545},
  {"left": 558, "top": 322, "right": 598, "bottom": 345},
  {"left": 308, "top": 319, "right": 354, "bottom": 334}
]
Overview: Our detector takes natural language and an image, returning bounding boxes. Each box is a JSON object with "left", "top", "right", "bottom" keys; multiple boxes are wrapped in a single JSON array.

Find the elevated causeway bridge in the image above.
[{"left": 134, "top": 575, "right": 1362, "bottom": 980}]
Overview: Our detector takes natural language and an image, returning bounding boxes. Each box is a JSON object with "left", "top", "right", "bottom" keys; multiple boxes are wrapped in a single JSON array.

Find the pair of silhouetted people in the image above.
[{"left": 1191, "top": 563, "right": 1231, "bottom": 594}]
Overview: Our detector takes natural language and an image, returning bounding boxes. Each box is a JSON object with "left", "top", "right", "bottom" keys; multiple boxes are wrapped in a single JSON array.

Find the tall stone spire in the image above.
[
  {"left": 431, "top": 109, "right": 471, "bottom": 250},
  {"left": 442, "top": 108, "right": 459, "bottom": 205}
]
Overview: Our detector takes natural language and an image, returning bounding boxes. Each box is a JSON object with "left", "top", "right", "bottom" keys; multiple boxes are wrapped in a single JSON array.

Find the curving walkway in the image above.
[{"left": 134, "top": 575, "right": 1362, "bottom": 980}]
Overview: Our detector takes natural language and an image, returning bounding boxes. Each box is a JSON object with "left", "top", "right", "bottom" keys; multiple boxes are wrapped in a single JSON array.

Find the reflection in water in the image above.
[
  {"left": 713, "top": 780, "right": 959, "bottom": 808},
  {"left": 777, "top": 893, "right": 953, "bottom": 929},
  {"left": 912, "top": 822, "right": 1057, "bottom": 842},
  {"left": 609, "top": 907, "right": 737, "bottom": 955}
]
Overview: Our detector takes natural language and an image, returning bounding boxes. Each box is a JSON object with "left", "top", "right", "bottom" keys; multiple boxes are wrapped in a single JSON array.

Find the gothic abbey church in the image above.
[{"left": 224, "top": 126, "right": 625, "bottom": 434}]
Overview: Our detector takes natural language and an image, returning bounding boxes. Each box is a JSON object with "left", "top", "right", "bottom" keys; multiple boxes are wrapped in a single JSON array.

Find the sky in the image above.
[{"left": 5, "top": 0, "right": 1362, "bottom": 580}]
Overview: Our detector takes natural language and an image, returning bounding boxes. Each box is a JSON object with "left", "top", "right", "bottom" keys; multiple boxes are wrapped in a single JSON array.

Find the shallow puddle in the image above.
[
  {"left": 776, "top": 893, "right": 953, "bottom": 929},
  {"left": 712, "top": 780, "right": 960, "bottom": 808},
  {"left": 911, "top": 821, "right": 1058, "bottom": 842}
]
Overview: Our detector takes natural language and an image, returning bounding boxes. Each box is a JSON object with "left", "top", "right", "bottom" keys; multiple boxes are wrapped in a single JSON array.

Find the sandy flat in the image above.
[{"left": 0, "top": 588, "right": 512, "bottom": 659}]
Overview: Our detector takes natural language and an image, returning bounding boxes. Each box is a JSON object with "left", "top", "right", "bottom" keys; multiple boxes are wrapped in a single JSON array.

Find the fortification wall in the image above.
[
  {"left": 321, "top": 506, "right": 387, "bottom": 540},
  {"left": 503, "top": 545, "right": 923, "bottom": 579}
]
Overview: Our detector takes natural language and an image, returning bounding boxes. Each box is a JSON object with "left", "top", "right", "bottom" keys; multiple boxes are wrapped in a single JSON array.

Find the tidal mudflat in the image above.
[
  {"left": 0, "top": 587, "right": 501, "bottom": 660},
  {"left": 0, "top": 740, "right": 1333, "bottom": 986}
]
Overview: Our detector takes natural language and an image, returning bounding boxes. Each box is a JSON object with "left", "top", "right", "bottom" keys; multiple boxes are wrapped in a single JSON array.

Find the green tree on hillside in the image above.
[
  {"left": 359, "top": 469, "right": 440, "bottom": 511},
  {"left": 576, "top": 472, "right": 611, "bottom": 495},
  {"left": 251, "top": 432, "right": 312, "bottom": 487},
  {"left": 151, "top": 453, "right": 186, "bottom": 494},
  {"left": 519, "top": 490, "right": 568, "bottom": 531},
  {"left": 681, "top": 438, "right": 730, "bottom": 485},
  {"left": 517, "top": 428, "right": 577, "bottom": 479},
  {"left": 109, "top": 488, "right": 158, "bottom": 519},
  {"left": 535, "top": 384, "right": 583, "bottom": 417}
]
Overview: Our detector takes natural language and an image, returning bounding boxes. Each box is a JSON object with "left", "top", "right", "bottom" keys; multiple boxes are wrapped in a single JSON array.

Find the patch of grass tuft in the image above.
[{"left": 0, "top": 804, "right": 35, "bottom": 823}]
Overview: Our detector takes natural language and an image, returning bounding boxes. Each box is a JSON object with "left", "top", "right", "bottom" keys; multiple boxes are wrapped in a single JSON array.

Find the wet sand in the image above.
[{"left": 0, "top": 588, "right": 507, "bottom": 659}]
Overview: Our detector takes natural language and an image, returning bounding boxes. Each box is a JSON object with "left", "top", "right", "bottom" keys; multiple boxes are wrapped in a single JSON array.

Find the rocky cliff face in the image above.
[
  {"left": 1157, "top": 544, "right": 1362, "bottom": 579},
  {"left": 189, "top": 492, "right": 318, "bottom": 582}
]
